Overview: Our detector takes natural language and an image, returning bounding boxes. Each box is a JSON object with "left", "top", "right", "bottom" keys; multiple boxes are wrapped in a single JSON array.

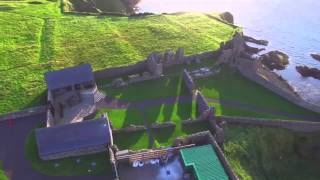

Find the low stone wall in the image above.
[
  {"left": 150, "top": 122, "right": 176, "bottom": 129},
  {"left": 112, "top": 125, "right": 146, "bottom": 134},
  {"left": 218, "top": 116, "right": 320, "bottom": 133},
  {"left": 0, "top": 105, "right": 46, "bottom": 122},
  {"left": 173, "top": 131, "right": 238, "bottom": 180},
  {"left": 183, "top": 69, "right": 195, "bottom": 94},
  {"left": 196, "top": 91, "right": 210, "bottom": 113},
  {"left": 94, "top": 61, "right": 147, "bottom": 80}
]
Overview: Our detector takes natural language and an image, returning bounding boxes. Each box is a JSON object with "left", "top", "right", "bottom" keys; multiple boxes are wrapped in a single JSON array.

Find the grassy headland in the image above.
[{"left": 0, "top": 0, "right": 236, "bottom": 114}]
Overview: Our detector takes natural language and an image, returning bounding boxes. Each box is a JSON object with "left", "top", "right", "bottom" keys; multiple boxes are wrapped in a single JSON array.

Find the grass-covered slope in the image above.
[
  {"left": 223, "top": 125, "right": 320, "bottom": 180},
  {"left": 0, "top": 161, "right": 8, "bottom": 180},
  {"left": 0, "top": 0, "right": 236, "bottom": 114}
]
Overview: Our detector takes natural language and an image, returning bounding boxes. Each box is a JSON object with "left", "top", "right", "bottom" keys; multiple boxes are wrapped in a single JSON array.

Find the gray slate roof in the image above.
[
  {"left": 36, "top": 117, "right": 112, "bottom": 157},
  {"left": 45, "top": 64, "right": 94, "bottom": 90}
]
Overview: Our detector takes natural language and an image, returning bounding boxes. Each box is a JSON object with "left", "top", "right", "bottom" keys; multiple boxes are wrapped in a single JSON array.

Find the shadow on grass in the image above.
[
  {"left": 152, "top": 127, "right": 175, "bottom": 144},
  {"left": 114, "top": 131, "right": 149, "bottom": 150},
  {"left": 123, "top": 106, "right": 145, "bottom": 127},
  {"left": 23, "top": 90, "right": 47, "bottom": 109}
]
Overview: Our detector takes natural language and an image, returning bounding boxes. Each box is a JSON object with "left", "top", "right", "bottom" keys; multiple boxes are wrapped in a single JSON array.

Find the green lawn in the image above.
[
  {"left": 25, "top": 129, "right": 112, "bottom": 176},
  {"left": 196, "top": 66, "right": 320, "bottom": 118},
  {"left": 0, "top": 161, "right": 8, "bottom": 180},
  {"left": 223, "top": 124, "right": 320, "bottom": 180},
  {"left": 0, "top": 0, "right": 236, "bottom": 114},
  {"left": 95, "top": 108, "right": 144, "bottom": 129},
  {"left": 100, "top": 75, "right": 189, "bottom": 102},
  {"left": 113, "top": 131, "right": 150, "bottom": 150},
  {"left": 209, "top": 102, "right": 293, "bottom": 120},
  {"left": 145, "top": 101, "right": 197, "bottom": 124}
]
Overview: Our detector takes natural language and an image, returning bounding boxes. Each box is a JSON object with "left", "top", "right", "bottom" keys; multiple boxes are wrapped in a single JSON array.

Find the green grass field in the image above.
[
  {"left": 100, "top": 75, "right": 189, "bottom": 102},
  {"left": 145, "top": 101, "right": 197, "bottom": 124},
  {"left": 0, "top": 0, "right": 236, "bottom": 114},
  {"left": 95, "top": 108, "right": 144, "bottom": 128},
  {"left": 223, "top": 124, "right": 320, "bottom": 180},
  {"left": 196, "top": 66, "right": 320, "bottom": 118},
  {"left": 0, "top": 161, "right": 8, "bottom": 180},
  {"left": 25, "top": 130, "right": 112, "bottom": 176},
  {"left": 209, "top": 102, "right": 292, "bottom": 120}
]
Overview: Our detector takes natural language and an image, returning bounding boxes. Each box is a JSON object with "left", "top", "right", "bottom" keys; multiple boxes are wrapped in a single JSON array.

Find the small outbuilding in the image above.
[{"left": 36, "top": 115, "right": 113, "bottom": 160}]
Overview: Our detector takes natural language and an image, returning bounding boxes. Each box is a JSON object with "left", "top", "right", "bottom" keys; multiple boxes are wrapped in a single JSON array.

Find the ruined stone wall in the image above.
[
  {"left": 236, "top": 58, "right": 320, "bottom": 114},
  {"left": 112, "top": 125, "right": 146, "bottom": 134},
  {"left": 94, "top": 61, "right": 147, "bottom": 80},
  {"left": 182, "top": 69, "right": 195, "bottom": 94},
  {"left": 196, "top": 91, "right": 210, "bottom": 113},
  {"left": 218, "top": 116, "right": 320, "bottom": 133}
]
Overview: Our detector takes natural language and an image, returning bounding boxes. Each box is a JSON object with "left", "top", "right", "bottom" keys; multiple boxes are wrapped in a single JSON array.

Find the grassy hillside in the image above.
[
  {"left": 0, "top": 0, "right": 236, "bottom": 114},
  {"left": 224, "top": 125, "right": 320, "bottom": 180}
]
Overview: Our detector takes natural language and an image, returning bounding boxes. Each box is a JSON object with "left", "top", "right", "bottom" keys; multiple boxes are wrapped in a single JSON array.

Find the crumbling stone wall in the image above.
[
  {"left": 236, "top": 58, "right": 320, "bottom": 113},
  {"left": 183, "top": 69, "right": 195, "bottom": 94},
  {"left": 94, "top": 61, "right": 147, "bottom": 80},
  {"left": 218, "top": 116, "right": 320, "bottom": 133},
  {"left": 112, "top": 125, "right": 146, "bottom": 134},
  {"left": 196, "top": 91, "right": 210, "bottom": 113}
]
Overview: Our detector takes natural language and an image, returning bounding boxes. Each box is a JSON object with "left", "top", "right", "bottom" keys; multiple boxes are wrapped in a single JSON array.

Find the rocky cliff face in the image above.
[
  {"left": 260, "top": 51, "right": 289, "bottom": 70},
  {"left": 311, "top": 53, "right": 320, "bottom": 62},
  {"left": 296, "top": 65, "right": 320, "bottom": 80}
]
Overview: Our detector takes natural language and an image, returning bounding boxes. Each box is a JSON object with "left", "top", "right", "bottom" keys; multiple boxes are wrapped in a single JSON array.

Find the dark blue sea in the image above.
[{"left": 137, "top": 0, "right": 320, "bottom": 105}]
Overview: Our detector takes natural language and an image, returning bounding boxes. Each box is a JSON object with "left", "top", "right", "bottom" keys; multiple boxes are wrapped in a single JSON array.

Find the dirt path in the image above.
[{"left": 0, "top": 113, "right": 112, "bottom": 180}]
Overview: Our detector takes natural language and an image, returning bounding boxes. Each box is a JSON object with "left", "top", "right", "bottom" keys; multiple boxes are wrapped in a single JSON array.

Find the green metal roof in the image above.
[{"left": 180, "top": 145, "right": 228, "bottom": 180}]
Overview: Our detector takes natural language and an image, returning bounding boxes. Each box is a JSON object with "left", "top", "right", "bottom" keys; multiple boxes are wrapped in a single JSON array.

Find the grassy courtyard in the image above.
[
  {"left": 25, "top": 130, "right": 112, "bottom": 176},
  {"left": 113, "top": 131, "right": 150, "bottom": 150},
  {"left": 223, "top": 124, "right": 320, "bottom": 180},
  {"left": 95, "top": 108, "right": 144, "bottom": 129},
  {"left": 196, "top": 66, "right": 320, "bottom": 118},
  {"left": 0, "top": 161, "right": 8, "bottom": 180},
  {"left": 0, "top": 0, "right": 237, "bottom": 114},
  {"left": 145, "top": 101, "right": 197, "bottom": 124},
  {"left": 100, "top": 75, "right": 189, "bottom": 102}
]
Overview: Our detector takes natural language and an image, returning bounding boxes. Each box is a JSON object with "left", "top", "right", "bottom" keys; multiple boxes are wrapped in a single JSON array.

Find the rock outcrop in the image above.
[
  {"left": 296, "top": 65, "right": 320, "bottom": 80},
  {"left": 243, "top": 35, "right": 269, "bottom": 46},
  {"left": 311, "top": 53, "right": 320, "bottom": 62},
  {"left": 219, "top": 12, "right": 234, "bottom": 24},
  {"left": 260, "top": 50, "right": 289, "bottom": 70}
]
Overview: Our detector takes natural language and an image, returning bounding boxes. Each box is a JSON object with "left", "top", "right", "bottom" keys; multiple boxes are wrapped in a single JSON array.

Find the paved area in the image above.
[{"left": 0, "top": 113, "right": 112, "bottom": 180}]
